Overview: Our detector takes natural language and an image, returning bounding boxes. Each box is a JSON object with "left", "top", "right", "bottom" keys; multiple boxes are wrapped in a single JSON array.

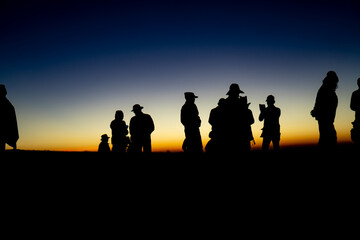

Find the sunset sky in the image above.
[{"left": 1, "top": 0, "right": 359, "bottom": 151}]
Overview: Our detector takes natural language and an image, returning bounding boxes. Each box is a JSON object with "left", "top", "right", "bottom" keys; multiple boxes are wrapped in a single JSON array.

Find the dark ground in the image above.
[
  {"left": 2, "top": 143, "right": 358, "bottom": 177},
  {"left": 1, "top": 144, "right": 359, "bottom": 236}
]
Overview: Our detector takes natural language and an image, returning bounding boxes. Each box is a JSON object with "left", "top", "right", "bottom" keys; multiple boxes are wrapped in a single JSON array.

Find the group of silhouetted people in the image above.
[
  {"left": 1, "top": 71, "right": 360, "bottom": 153},
  {"left": 98, "top": 104, "right": 155, "bottom": 153},
  {"left": 98, "top": 104, "right": 154, "bottom": 153},
  {"left": 205, "top": 83, "right": 256, "bottom": 153},
  {"left": 182, "top": 83, "right": 281, "bottom": 154}
]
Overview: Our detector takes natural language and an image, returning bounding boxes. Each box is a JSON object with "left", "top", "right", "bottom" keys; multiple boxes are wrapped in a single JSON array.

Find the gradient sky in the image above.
[{"left": 1, "top": 0, "right": 359, "bottom": 151}]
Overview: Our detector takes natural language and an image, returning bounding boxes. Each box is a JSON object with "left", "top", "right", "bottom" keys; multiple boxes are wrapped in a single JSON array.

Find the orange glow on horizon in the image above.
[{"left": 39, "top": 137, "right": 352, "bottom": 152}]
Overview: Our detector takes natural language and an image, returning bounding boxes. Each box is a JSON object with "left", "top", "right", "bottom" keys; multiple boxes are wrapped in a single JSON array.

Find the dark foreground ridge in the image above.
[
  {"left": 2, "top": 143, "right": 357, "bottom": 160},
  {"left": 2, "top": 144, "right": 358, "bottom": 175},
  {"left": 2, "top": 143, "right": 358, "bottom": 231}
]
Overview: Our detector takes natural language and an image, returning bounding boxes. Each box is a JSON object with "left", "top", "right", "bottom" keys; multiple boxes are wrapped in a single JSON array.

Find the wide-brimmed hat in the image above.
[
  {"left": 226, "top": 83, "right": 244, "bottom": 95},
  {"left": 266, "top": 95, "right": 275, "bottom": 103},
  {"left": 184, "top": 92, "right": 198, "bottom": 99},
  {"left": 132, "top": 104, "right": 144, "bottom": 112},
  {"left": 101, "top": 134, "right": 110, "bottom": 140}
]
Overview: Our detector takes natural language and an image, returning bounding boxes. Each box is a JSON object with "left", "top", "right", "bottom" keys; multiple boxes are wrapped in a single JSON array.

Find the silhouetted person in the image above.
[
  {"left": 311, "top": 71, "right": 338, "bottom": 150},
  {"left": 350, "top": 78, "right": 360, "bottom": 145},
  {"left": 206, "top": 98, "right": 226, "bottom": 153},
  {"left": 129, "top": 104, "right": 155, "bottom": 153},
  {"left": 181, "top": 92, "right": 203, "bottom": 153},
  {"left": 259, "top": 95, "right": 281, "bottom": 151},
  {"left": 110, "top": 110, "right": 129, "bottom": 152},
  {"left": 98, "top": 134, "right": 111, "bottom": 152},
  {"left": 223, "top": 83, "right": 254, "bottom": 153},
  {"left": 0, "top": 84, "right": 19, "bottom": 152}
]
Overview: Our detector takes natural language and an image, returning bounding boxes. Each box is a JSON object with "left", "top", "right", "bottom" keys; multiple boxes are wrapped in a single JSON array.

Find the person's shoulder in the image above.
[
  {"left": 353, "top": 89, "right": 360, "bottom": 95},
  {"left": 144, "top": 113, "right": 153, "bottom": 119}
]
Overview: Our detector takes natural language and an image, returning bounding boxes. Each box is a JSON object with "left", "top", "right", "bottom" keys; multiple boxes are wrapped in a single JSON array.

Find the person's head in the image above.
[
  {"left": 115, "top": 110, "right": 124, "bottom": 120},
  {"left": 357, "top": 78, "right": 360, "bottom": 88},
  {"left": 101, "top": 134, "right": 110, "bottom": 142},
  {"left": 0, "top": 84, "right": 7, "bottom": 97},
  {"left": 132, "top": 104, "right": 143, "bottom": 115},
  {"left": 218, "top": 98, "right": 225, "bottom": 107},
  {"left": 266, "top": 95, "right": 275, "bottom": 106},
  {"left": 184, "top": 92, "right": 198, "bottom": 103},
  {"left": 226, "top": 83, "right": 244, "bottom": 97},
  {"left": 323, "top": 71, "right": 339, "bottom": 91}
]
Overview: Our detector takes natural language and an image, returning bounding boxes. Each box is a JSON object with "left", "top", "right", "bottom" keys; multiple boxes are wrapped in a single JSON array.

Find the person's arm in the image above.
[
  {"left": 148, "top": 115, "right": 155, "bottom": 134},
  {"left": 259, "top": 109, "right": 265, "bottom": 122}
]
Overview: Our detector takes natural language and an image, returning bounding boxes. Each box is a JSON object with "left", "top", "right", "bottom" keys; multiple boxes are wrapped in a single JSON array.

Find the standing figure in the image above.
[
  {"left": 129, "top": 104, "right": 155, "bottom": 153},
  {"left": 311, "top": 71, "right": 339, "bottom": 149},
  {"left": 206, "top": 98, "right": 226, "bottom": 153},
  {"left": 110, "top": 110, "right": 129, "bottom": 152},
  {"left": 181, "top": 92, "right": 203, "bottom": 152},
  {"left": 259, "top": 95, "right": 281, "bottom": 151},
  {"left": 98, "top": 134, "right": 111, "bottom": 152},
  {"left": 0, "top": 84, "right": 19, "bottom": 152},
  {"left": 350, "top": 78, "right": 360, "bottom": 145},
  {"left": 223, "top": 83, "right": 254, "bottom": 153}
]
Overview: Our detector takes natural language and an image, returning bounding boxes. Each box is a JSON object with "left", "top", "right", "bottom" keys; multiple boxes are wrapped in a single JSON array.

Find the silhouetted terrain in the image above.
[
  {"left": 2, "top": 143, "right": 357, "bottom": 169},
  {"left": 2, "top": 143, "right": 357, "bottom": 159},
  {"left": 2, "top": 143, "right": 357, "bottom": 231}
]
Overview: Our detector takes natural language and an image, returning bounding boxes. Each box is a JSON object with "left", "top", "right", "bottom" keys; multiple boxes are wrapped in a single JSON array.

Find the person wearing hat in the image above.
[
  {"left": 226, "top": 83, "right": 244, "bottom": 96},
  {"left": 0, "top": 84, "right": 19, "bottom": 152},
  {"left": 259, "top": 95, "right": 281, "bottom": 151},
  {"left": 181, "top": 92, "right": 203, "bottom": 152},
  {"left": 222, "top": 83, "right": 254, "bottom": 153},
  {"left": 129, "top": 104, "right": 155, "bottom": 153},
  {"left": 98, "top": 134, "right": 111, "bottom": 152},
  {"left": 311, "top": 71, "right": 339, "bottom": 149}
]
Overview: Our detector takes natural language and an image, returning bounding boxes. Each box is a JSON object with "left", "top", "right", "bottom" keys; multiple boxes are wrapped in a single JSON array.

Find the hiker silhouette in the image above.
[
  {"left": 311, "top": 71, "right": 339, "bottom": 149},
  {"left": 0, "top": 84, "right": 19, "bottom": 152},
  {"left": 98, "top": 134, "right": 111, "bottom": 152},
  {"left": 350, "top": 78, "right": 360, "bottom": 145},
  {"left": 129, "top": 104, "right": 155, "bottom": 153},
  {"left": 181, "top": 92, "right": 203, "bottom": 153},
  {"left": 110, "top": 110, "right": 129, "bottom": 152},
  {"left": 259, "top": 95, "right": 281, "bottom": 151},
  {"left": 207, "top": 83, "right": 254, "bottom": 154}
]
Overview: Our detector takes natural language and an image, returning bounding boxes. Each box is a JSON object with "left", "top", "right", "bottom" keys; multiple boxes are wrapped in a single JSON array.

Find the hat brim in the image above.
[
  {"left": 131, "top": 107, "right": 144, "bottom": 112},
  {"left": 226, "top": 89, "right": 244, "bottom": 95}
]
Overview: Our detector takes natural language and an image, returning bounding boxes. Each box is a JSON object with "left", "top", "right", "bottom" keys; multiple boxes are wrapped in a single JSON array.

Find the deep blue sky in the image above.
[
  {"left": 1, "top": 0, "right": 359, "bottom": 150},
  {"left": 2, "top": 1, "right": 359, "bottom": 72}
]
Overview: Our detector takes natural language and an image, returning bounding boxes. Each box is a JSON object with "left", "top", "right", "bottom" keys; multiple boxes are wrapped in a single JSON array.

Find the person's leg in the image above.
[
  {"left": 273, "top": 139, "right": 280, "bottom": 151},
  {"left": 143, "top": 135, "right": 152, "bottom": 153},
  {"left": 262, "top": 137, "right": 271, "bottom": 151},
  {"left": 318, "top": 120, "right": 337, "bottom": 150},
  {"left": 194, "top": 128, "right": 203, "bottom": 152},
  {"left": 112, "top": 143, "right": 120, "bottom": 152},
  {"left": 131, "top": 137, "right": 142, "bottom": 153},
  {"left": 184, "top": 128, "right": 203, "bottom": 152}
]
